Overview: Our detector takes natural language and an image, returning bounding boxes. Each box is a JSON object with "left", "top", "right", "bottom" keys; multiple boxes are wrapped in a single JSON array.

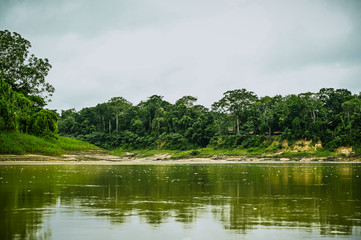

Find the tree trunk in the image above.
[
  {"left": 348, "top": 112, "right": 351, "bottom": 135},
  {"left": 311, "top": 110, "right": 316, "bottom": 122},
  {"left": 149, "top": 114, "right": 152, "bottom": 130},
  {"left": 109, "top": 119, "right": 111, "bottom": 134},
  {"left": 236, "top": 116, "right": 240, "bottom": 135},
  {"left": 101, "top": 116, "right": 105, "bottom": 132},
  {"left": 116, "top": 114, "right": 119, "bottom": 133}
]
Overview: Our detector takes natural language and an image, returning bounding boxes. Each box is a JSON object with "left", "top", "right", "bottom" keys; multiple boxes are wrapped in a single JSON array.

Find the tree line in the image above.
[{"left": 58, "top": 88, "right": 361, "bottom": 151}]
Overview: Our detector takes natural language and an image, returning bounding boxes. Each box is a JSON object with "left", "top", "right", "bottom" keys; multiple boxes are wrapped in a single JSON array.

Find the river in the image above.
[{"left": 0, "top": 162, "right": 360, "bottom": 239}]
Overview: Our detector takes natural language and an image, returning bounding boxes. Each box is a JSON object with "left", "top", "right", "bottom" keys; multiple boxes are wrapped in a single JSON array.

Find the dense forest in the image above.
[
  {"left": 58, "top": 88, "right": 361, "bottom": 152},
  {"left": 0, "top": 30, "right": 58, "bottom": 138},
  {"left": 1, "top": 30, "right": 361, "bottom": 154}
]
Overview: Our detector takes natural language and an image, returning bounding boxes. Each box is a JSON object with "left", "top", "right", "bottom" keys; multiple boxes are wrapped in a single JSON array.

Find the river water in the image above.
[{"left": 0, "top": 162, "right": 360, "bottom": 240}]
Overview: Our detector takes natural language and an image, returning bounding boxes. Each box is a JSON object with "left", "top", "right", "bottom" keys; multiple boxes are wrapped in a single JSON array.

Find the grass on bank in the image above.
[
  {"left": 110, "top": 146, "right": 347, "bottom": 159},
  {"left": 1, "top": 132, "right": 354, "bottom": 159},
  {"left": 0, "top": 132, "right": 99, "bottom": 156},
  {"left": 110, "top": 147, "right": 248, "bottom": 159}
]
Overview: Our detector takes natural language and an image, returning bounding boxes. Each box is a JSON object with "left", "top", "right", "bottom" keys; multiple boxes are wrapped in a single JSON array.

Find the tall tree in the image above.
[
  {"left": 108, "top": 97, "right": 132, "bottom": 133},
  {"left": 138, "top": 95, "right": 171, "bottom": 133},
  {"left": 0, "top": 30, "right": 54, "bottom": 100},
  {"left": 0, "top": 30, "right": 57, "bottom": 137},
  {"left": 212, "top": 89, "right": 258, "bottom": 135},
  {"left": 254, "top": 96, "right": 274, "bottom": 135}
]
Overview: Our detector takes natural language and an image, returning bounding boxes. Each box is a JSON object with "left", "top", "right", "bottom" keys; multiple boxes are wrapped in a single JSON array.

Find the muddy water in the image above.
[{"left": 0, "top": 163, "right": 360, "bottom": 239}]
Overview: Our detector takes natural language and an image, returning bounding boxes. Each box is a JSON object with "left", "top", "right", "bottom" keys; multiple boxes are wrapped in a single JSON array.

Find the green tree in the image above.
[
  {"left": 57, "top": 89, "right": 361, "bottom": 152},
  {"left": 28, "top": 109, "right": 58, "bottom": 138},
  {"left": 175, "top": 95, "right": 198, "bottom": 108},
  {"left": 212, "top": 89, "right": 258, "bottom": 135},
  {"left": 108, "top": 97, "right": 132, "bottom": 133},
  {"left": 58, "top": 109, "right": 78, "bottom": 135},
  {"left": 341, "top": 97, "right": 361, "bottom": 143},
  {"left": 137, "top": 95, "right": 171, "bottom": 134},
  {"left": 253, "top": 96, "right": 275, "bottom": 136},
  {"left": 0, "top": 30, "right": 54, "bottom": 100},
  {"left": 0, "top": 30, "right": 57, "bottom": 137}
]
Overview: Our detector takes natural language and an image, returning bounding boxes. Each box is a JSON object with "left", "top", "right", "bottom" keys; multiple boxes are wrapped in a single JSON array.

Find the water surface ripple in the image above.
[{"left": 1, "top": 163, "right": 360, "bottom": 239}]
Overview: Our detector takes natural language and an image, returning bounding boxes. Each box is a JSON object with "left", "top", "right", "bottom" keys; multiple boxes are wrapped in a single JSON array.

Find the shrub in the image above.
[
  {"left": 28, "top": 109, "right": 58, "bottom": 138},
  {"left": 158, "top": 133, "right": 189, "bottom": 150},
  {"left": 241, "top": 135, "right": 266, "bottom": 148}
]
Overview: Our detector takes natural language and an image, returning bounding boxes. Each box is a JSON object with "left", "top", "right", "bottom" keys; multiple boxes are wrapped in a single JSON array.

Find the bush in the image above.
[
  {"left": 28, "top": 109, "right": 58, "bottom": 138},
  {"left": 241, "top": 135, "right": 266, "bottom": 148},
  {"left": 190, "top": 150, "right": 200, "bottom": 156},
  {"left": 158, "top": 133, "right": 189, "bottom": 150},
  {"left": 325, "top": 136, "right": 343, "bottom": 151},
  {"left": 352, "top": 145, "right": 361, "bottom": 156}
]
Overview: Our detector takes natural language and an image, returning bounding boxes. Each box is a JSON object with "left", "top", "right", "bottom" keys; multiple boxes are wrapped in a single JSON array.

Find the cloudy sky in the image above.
[{"left": 1, "top": 0, "right": 361, "bottom": 111}]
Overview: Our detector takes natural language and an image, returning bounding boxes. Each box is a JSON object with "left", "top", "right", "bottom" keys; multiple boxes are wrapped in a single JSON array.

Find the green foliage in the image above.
[
  {"left": 241, "top": 135, "right": 266, "bottom": 148},
  {"left": 1, "top": 31, "right": 359, "bottom": 155},
  {"left": 58, "top": 87, "right": 361, "bottom": 152},
  {"left": 279, "top": 151, "right": 313, "bottom": 158},
  {"left": 325, "top": 136, "right": 343, "bottom": 151},
  {"left": 157, "top": 133, "right": 188, "bottom": 150},
  {"left": 212, "top": 89, "right": 258, "bottom": 135},
  {"left": 0, "top": 30, "right": 54, "bottom": 99},
  {"left": 59, "top": 94, "right": 216, "bottom": 150},
  {"left": 0, "top": 30, "right": 58, "bottom": 139},
  {"left": 28, "top": 109, "right": 58, "bottom": 138},
  {"left": 1, "top": 79, "right": 58, "bottom": 136},
  {"left": 314, "top": 150, "right": 333, "bottom": 157},
  {"left": 352, "top": 145, "right": 361, "bottom": 156},
  {"left": 0, "top": 132, "right": 98, "bottom": 155},
  {"left": 109, "top": 143, "right": 342, "bottom": 159}
]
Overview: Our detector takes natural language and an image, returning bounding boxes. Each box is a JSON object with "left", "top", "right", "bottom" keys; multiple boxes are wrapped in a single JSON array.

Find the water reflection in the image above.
[{"left": 0, "top": 163, "right": 361, "bottom": 239}]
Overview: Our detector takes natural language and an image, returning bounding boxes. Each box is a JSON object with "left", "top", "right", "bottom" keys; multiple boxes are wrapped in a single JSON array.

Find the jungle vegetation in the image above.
[
  {"left": 0, "top": 30, "right": 101, "bottom": 154},
  {"left": 0, "top": 30, "right": 58, "bottom": 138},
  {"left": 58, "top": 89, "right": 361, "bottom": 153},
  {"left": 1, "top": 30, "right": 361, "bottom": 155}
]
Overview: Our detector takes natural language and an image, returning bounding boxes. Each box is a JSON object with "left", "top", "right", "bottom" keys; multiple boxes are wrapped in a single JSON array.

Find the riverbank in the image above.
[
  {"left": 0, "top": 132, "right": 100, "bottom": 155},
  {"left": 0, "top": 152, "right": 360, "bottom": 165},
  {"left": 1, "top": 132, "right": 360, "bottom": 164}
]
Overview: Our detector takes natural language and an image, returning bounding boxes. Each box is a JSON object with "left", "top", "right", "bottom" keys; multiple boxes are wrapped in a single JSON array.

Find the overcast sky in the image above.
[{"left": 1, "top": 0, "right": 361, "bottom": 111}]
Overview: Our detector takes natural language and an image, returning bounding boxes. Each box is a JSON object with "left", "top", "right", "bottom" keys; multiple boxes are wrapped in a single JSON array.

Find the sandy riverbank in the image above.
[{"left": 0, "top": 152, "right": 360, "bottom": 165}]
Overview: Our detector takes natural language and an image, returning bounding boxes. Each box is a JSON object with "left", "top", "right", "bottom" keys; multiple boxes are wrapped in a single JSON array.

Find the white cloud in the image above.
[{"left": 1, "top": 0, "right": 360, "bottom": 110}]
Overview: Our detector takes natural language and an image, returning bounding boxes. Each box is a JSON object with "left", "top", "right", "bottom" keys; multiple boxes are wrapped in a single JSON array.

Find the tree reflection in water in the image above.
[{"left": 0, "top": 163, "right": 360, "bottom": 239}]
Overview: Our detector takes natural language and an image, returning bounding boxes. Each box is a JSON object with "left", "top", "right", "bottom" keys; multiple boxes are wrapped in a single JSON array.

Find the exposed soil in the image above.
[{"left": 0, "top": 152, "right": 360, "bottom": 165}]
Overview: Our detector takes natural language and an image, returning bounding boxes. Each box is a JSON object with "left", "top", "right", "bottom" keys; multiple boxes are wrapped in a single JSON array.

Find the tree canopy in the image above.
[
  {"left": 0, "top": 30, "right": 54, "bottom": 100},
  {"left": 58, "top": 88, "right": 361, "bottom": 151}
]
